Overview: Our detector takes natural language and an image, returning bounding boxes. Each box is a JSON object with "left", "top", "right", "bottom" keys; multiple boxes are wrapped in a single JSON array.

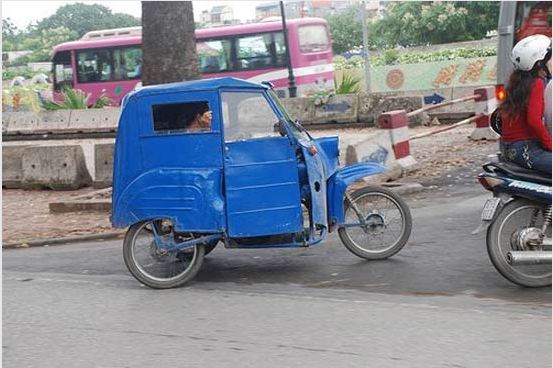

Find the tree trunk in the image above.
[{"left": 141, "top": 1, "right": 200, "bottom": 86}]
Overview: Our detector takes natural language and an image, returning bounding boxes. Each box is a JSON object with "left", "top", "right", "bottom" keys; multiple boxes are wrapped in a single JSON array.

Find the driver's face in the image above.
[{"left": 199, "top": 110, "right": 212, "bottom": 128}]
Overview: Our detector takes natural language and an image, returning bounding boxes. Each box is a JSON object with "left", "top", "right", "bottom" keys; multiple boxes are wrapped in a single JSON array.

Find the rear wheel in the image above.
[
  {"left": 123, "top": 220, "right": 205, "bottom": 289},
  {"left": 487, "top": 199, "right": 551, "bottom": 287},
  {"left": 338, "top": 186, "right": 412, "bottom": 260}
]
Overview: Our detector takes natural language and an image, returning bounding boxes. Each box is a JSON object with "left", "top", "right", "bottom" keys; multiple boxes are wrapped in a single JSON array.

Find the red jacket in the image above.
[{"left": 502, "top": 78, "right": 552, "bottom": 151}]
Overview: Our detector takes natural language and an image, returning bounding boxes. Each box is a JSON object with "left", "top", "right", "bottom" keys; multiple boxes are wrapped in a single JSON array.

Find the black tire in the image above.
[
  {"left": 338, "top": 186, "right": 412, "bottom": 260},
  {"left": 486, "top": 199, "right": 551, "bottom": 288},
  {"left": 123, "top": 220, "right": 205, "bottom": 289}
]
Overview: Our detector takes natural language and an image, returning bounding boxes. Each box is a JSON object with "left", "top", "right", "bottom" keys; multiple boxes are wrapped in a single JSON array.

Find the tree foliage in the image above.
[
  {"left": 327, "top": 2, "right": 500, "bottom": 54},
  {"left": 31, "top": 27, "right": 79, "bottom": 62},
  {"left": 2, "top": 3, "right": 141, "bottom": 63},
  {"left": 326, "top": 8, "right": 363, "bottom": 54},
  {"left": 2, "top": 18, "right": 18, "bottom": 37},
  {"left": 33, "top": 3, "right": 140, "bottom": 38},
  {"left": 368, "top": 1, "right": 500, "bottom": 48},
  {"left": 2, "top": 18, "right": 27, "bottom": 51}
]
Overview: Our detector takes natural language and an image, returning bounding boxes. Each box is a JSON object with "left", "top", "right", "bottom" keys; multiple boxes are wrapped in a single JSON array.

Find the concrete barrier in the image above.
[
  {"left": 94, "top": 143, "right": 115, "bottom": 188},
  {"left": 312, "top": 94, "right": 358, "bottom": 124},
  {"left": 281, "top": 97, "right": 315, "bottom": 123},
  {"left": 3, "top": 111, "right": 71, "bottom": 135},
  {"left": 67, "top": 108, "right": 120, "bottom": 133},
  {"left": 343, "top": 131, "right": 402, "bottom": 182},
  {"left": 2, "top": 108, "right": 120, "bottom": 135},
  {"left": 378, "top": 110, "right": 417, "bottom": 170},
  {"left": 357, "top": 93, "right": 382, "bottom": 125},
  {"left": 470, "top": 86, "right": 499, "bottom": 141},
  {"left": 2, "top": 112, "right": 39, "bottom": 134},
  {"left": 2, "top": 145, "right": 29, "bottom": 188},
  {"left": 21, "top": 145, "right": 92, "bottom": 190},
  {"left": 376, "top": 96, "right": 426, "bottom": 125}
]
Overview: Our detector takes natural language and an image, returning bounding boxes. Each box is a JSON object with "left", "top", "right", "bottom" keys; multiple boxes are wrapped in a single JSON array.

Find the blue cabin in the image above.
[
  {"left": 112, "top": 77, "right": 384, "bottom": 242},
  {"left": 113, "top": 77, "right": 308, "bottom": 238}
]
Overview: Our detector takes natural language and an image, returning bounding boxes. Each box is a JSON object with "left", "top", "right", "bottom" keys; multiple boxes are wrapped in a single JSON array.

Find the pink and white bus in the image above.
[{"left": 51, "top": 17, "right": 334, "bottom": 105}]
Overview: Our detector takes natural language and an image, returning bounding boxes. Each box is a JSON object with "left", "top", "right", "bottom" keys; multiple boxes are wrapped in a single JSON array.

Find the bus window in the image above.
[
  {"left": 77, "top": 50, "right": 112, "bottom": 82},
  {"left": 197, "top": 39, "right": 232, "bottom": 73},
  {"left": 298, "top": 25, "right": 330, "bottom": 53},
  {"left": 236, "top": 33, "right": 284, "bottom": 70},
  {"left": 274, "top": 32, "right": 287, "bottom": 66},
  {"left": 113, "top": 47, "right": 142, "bottom": 80},
  {"left": 52, "top": 51, "right": 74, "bottom": 91}
]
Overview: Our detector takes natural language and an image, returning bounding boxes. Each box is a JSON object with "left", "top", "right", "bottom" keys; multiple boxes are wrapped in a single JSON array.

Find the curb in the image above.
[
  {"left": 380, "top": 182, "right": 425, "bottom": 195},
  {"left": 350, "top": 181, "right": 425, "bottom": 195},
  {"left": 49, "top": 200, "right": 111, "bottom": 213},
  {"left": 2, "top": 231, "right": 125, "bottom": 249}
]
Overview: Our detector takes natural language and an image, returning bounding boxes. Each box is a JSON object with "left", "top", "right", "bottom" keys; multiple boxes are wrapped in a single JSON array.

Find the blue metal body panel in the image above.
[
  {"left": 300, "top": 143, "right": 328, "bottom": 228},
  {"left": 224, "top": 137, "right": 303, "bottom": 237},
  {"left": 295, "top": 136, "right": 339, "bottom": 229},
  {"left": 313, "top": 136, "right": 340, "bottom": 178},
  {"left": 112, "top": 168, "right": 225, "bottom": 231},
  {"left": 326, "top": 162, "right": 386, "bottom": 225}
]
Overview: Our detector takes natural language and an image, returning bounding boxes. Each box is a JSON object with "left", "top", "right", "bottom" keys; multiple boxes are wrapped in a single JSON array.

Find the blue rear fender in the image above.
[
  {"left": 326, "top": 162, "right": 386, "bottom": 226},
  {"left": 112, "top": 167, "right": 225, "bottom": 232}
]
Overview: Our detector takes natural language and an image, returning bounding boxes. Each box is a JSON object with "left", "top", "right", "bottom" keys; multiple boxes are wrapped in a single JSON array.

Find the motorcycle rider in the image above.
[{"left": 500, "top": 34, "right": 552, "bottom": 175}]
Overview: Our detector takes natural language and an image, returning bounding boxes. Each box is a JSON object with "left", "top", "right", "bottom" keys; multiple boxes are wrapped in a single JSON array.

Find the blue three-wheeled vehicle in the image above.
[{"left": 112, "top": 78, "right": 412, "bottom": 288}]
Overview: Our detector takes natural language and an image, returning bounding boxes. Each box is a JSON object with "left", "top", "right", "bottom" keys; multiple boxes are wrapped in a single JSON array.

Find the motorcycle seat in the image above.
[{"left": 483, "top": 161, "right": 552, "bottom": 186}]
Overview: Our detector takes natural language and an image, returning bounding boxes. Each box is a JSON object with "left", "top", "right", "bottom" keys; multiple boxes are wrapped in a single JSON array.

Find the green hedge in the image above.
[{"left": 334, "top": 46, "right": 497, "bottom": 70}]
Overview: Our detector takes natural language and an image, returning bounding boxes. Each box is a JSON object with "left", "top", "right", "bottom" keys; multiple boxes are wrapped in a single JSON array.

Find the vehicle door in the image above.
[{"left": 221, "top": 90, "right": 302, "bottom": 238}]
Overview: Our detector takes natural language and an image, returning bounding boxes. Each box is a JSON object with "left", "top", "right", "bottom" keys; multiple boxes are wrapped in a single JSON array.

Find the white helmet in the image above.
[{"left": 511, "top": 34, "right": 552, "bottom": 71}]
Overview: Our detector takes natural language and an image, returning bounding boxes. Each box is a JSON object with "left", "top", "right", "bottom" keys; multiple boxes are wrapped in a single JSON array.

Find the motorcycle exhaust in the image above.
[{"left": 506, "top": 251, "right": 552, "bottom": 266}]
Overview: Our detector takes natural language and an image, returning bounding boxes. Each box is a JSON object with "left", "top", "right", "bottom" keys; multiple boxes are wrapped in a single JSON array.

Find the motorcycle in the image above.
[{"left": 478, "top": 158, "right": 552, "bottom": 287}]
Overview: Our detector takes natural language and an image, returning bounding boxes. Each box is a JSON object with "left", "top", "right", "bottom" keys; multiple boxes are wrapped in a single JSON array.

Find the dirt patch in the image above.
[
  {"left": 405, "top": 125, "right": 498, "bottom": 183},
  {"left": 2, "top": 188, "right": 112, "bottom": 244}
]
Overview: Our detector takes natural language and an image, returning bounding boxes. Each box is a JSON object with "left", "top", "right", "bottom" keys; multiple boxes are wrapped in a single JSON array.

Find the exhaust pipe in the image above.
[{"left": 506, "top": 251, "right": 552, "bottom": 266}]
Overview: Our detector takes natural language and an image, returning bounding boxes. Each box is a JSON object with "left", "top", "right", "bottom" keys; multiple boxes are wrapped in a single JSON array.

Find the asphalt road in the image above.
[{"left": 3, "top": 184, "right": 551, "bottom": 368}]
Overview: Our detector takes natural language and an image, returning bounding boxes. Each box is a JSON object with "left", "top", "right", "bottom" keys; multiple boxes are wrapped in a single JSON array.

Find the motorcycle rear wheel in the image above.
[
  {"left": 338, "top": 186, "right": 412, "bottom": 260},
  {"left": 487, "top": 199, "right": 552, "bottom": 287},
  {"left": 123, "top": 220, "right": 205, "bottom": 289}
]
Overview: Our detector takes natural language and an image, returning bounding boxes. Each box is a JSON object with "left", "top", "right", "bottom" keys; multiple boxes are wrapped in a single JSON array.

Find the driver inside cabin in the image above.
[{"left": 184, "top": 102, "right": 212, "bottom": 132}]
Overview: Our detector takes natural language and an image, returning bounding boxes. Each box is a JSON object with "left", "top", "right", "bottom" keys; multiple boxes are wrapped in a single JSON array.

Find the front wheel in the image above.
[
  {"left": 123, "top": 220, "right": 205, "bottom": 289},
  {"left": 486, "top": 199, "right": 552, "bottom": 287},
  {"left": 338, "top": 186, "right": 412, "bottom": 260}
]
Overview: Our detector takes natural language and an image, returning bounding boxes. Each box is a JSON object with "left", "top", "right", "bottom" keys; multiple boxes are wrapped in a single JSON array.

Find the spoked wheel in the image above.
[
  {"left": 123, "top": 220, "right": 205, "bottom": 289},
  {"left": 487, "top": 199, "right": 552, "bottom": 287},
  {"left": 338, "top": 186, "right": 412, "bottom": 260}
]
